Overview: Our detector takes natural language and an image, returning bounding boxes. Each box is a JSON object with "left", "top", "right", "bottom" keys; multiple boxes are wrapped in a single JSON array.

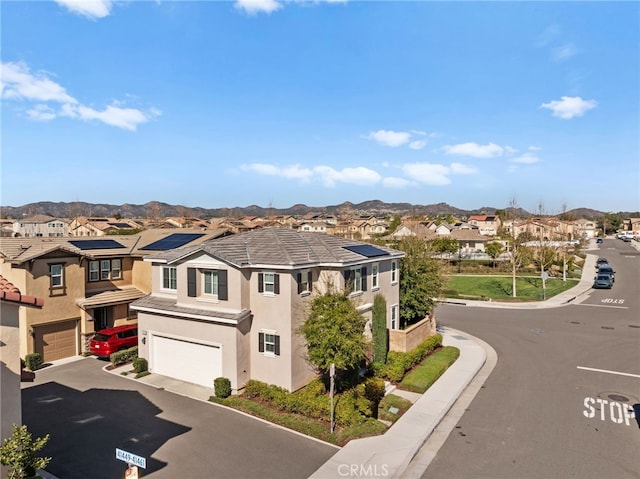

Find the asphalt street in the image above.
[
  {"left": 423, "top": 238, "right": 640, "bottom": 479},
  {"left": 21, "top": 358, "right": 337, "bottom": 479}
]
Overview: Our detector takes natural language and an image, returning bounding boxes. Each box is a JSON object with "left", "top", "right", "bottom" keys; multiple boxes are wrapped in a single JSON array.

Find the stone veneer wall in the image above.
[{"left": 389, "top": 315, "right": 436, "bottom": 353}]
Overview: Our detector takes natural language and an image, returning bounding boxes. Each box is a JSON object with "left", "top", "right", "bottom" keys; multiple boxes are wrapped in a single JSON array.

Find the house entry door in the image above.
[{"left": 93, "top": 307, "right": 112, "bottom": 331}]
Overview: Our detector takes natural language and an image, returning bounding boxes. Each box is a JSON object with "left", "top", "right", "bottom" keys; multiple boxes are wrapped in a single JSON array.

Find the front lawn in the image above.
[{"left": 444, "top": 275, "right": 579, "bottom": 301}]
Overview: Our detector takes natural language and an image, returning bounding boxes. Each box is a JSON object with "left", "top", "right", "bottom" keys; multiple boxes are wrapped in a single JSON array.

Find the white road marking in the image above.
[
  {"left": 576, "top": 303, "right": 629, "bottom": 309},
  {"left": 577, "top": 366, "right": 640, "bottom": 378}
]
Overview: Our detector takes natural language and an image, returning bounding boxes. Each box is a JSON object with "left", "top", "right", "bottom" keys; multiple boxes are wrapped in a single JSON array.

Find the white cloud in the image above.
[
  {"left": 402, "top": 163, "right": 452, "bottom": 186},
  {"left": 382, "top": 177, "right": 413, "bottom": 188},
  {"left": 314, "top": 166, "right": 381, "bottom": 187},
  {"left": 243, "top": 163, "right": 379, "bottom": 187},
  {"left": 540, "top": 95, "right": 597, "bottom": 119},
  {"left": 234, "top": 0, "right": 282, "bottom": 14},
  {"left": 442, "top": 142, "right": 504, "bottom": 158},
  {"left": 504, "top": 145, "right": 518, "bottom": 155},
  {"left": 366, "top": 130, "right": 411, "bottom": 147},
  {"left": 528, "top": 145, "right": 541, "bottom": 151},
  {"left": 26, "top": 104, "right": 56, "bottom": 121},
  {"left": 450, "top": 163, "right": 478, "bottom": 175},
  {"left": 510, "top": 153, "right": 540, "bottom": 164},
  {"left": 60, "top": 103, "right": 159, "bottom": 131},
  {"left": 552, "top": 43, "right": 577, "bottom": 62},
  {"left": 535, "top": 25, "right": 560, "bottom": 48},
  {"left": 1, "top": 62, "right": 76, "bottom": 103},
  {"left": 1, "top": 61, "right": 159, "bottom": 131},
  {"left": 408, "top": 140, "right": 427, "bottom": 150},
  {"left": 54, "top": 0, "right": 113, "bottom": 19}
]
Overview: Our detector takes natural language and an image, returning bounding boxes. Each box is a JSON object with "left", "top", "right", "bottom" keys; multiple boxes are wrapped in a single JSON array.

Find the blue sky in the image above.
[{"left": 2, "top": 0, "right": 638, "bottom": 214}]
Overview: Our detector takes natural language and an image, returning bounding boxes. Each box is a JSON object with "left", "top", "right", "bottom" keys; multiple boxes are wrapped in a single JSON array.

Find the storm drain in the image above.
[{"left": 608, "top": 394, "right": 629, "bottom": 402}]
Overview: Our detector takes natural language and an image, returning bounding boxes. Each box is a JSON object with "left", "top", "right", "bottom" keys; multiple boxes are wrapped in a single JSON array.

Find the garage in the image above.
[
  {"left": 150, "top": 334, "right": 222, "bottom": 388},
  {"left": 35, "top": 320, "right": 78, "bottom": 362}
]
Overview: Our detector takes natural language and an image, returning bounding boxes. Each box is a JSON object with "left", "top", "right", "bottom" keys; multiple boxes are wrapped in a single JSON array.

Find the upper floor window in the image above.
[
  {"left": 258, "top": 272, "right": 280, "bottom": 295},
  {"left": 50, "top": 263, "right": 64, "bottom": 288},
  {"left": 89, "top": 259, "right": 122, "bottom": 282},
  {"left": 297, "top": 270, "right": 312, "bottom": 295},
  {"left": 391, "top": 260, "right": 398, "bottom": 284},
  {"left": 344, "top": 266, "right": 367, "bottom": 294},
  {"left": 162, "top": 266, "right": 177, "bottom": 290},
  {"left": 371, "top": 263, "right": 379, "bottom": 290},
  {"left": 203, "top": 270, "right": 218, "bottom": 295},
  {"left": 186, "top": 268, "right": 228, "bottom": 300}
]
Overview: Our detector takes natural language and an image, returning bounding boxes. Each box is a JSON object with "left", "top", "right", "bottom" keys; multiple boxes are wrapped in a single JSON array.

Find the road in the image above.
[
  {"left": 423, "top": 238, "right": 640, "bottom": 478},
  {"left": 21, "top": 358, "right": 337, "bottom": 479}
]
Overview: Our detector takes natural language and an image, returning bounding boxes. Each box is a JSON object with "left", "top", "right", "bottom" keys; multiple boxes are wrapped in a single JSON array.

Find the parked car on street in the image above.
[
  {"left": 89, "top": 324, "right": 138, "bottom": 358},
  {"left": 593, "top": 274, "right": 614, "bottom": 289},
  {"left": 596, "top": 238, "right": 603, "bottom": 244},
  {"left": 597, "top": 264, "right": 616, "bottom": 283},
  {"left": 596, "top": 257, "right": 609, "bottom": 267}
]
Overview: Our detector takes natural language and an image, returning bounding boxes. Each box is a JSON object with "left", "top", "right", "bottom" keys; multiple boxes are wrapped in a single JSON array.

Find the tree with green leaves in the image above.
[
  {"left": 0, "top": 425, "right": 51, "bottom": 479},
  {"left": 371, "top": 294, "right": 388, "bottom": 364},
  {"left": 430, "top": 237, "right": 459, "bottom": 266},
  {"left": 299, "top": 291, "right": 367, "bottom": 381},
  {"left": 397, "top": 236, "right": 445, "bottom": 328},
  {"left": 485, "top": 241, "right": 504, "bottom": 268}
]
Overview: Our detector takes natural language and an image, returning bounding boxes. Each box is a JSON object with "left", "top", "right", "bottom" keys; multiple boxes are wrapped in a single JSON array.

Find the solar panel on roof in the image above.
[
  {"left": 140, "top": 233, "right": 205, "bottom": 251},
  {"left": 108, "top": 222, "right": 132, "bottom": 228},
  {"left": 69, "top": 239, "right": 126, "bottom": 250},
  {"left": 342, "top": 244, "right": 389, "bottom": 258}
]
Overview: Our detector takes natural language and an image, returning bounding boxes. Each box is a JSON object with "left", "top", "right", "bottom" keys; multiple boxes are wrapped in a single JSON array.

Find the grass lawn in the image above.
[
  {"left": 444, "top": 275, "right": 579, "bottom": 301},
  {"left": 378, "top": 394, "right": 413, "bottom": 423},
  {"left": 399, "top": 346, "right": 460, "bottom": 393}
]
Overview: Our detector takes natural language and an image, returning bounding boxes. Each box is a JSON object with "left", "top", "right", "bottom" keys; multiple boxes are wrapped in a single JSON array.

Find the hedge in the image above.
[
  {"left": 375, "top": 334, "right": 442, "bottom": 382},
  {"left": 109, "top": 346, "right": 138, "bottom": 367},
  {"left": 24, "top": 353, "right": 43, "bottom": 371}
]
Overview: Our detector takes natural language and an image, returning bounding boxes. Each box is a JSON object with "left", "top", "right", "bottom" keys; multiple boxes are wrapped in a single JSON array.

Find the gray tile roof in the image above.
[
  {"left": 131, "top": 295, "right": 251, "bottom": 325},
  {"left": 147, "top": 227, "right": 404, "bottom": 268}
]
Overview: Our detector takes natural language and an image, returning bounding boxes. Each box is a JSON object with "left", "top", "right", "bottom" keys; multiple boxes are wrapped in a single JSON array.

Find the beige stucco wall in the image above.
[
  {"left": 0, "top": 301, "right": 21, "bottom": 457},
  {"left": 389, "top": 315, "right": 436, "bottom": 352}
]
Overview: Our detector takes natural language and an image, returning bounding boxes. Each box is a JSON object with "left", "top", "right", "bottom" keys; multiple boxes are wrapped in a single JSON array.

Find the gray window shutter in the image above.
[
  {"left": 258, "top": 332, "right": 264, "bottom": 352},
  {"left": 187, "top": 268, "right": 196, "bottom": 297},
  {"left": 258, "top": 273, "right": 264, "bottom": 293},
  {"left": 218, "top": 270, "right": 228, "bottom": 300},
  {"left": 297, "top": 272, "right": 303, "bottom": 294},
  {"left": 274, "top": 274, "right": 280, "bottom": 294},
  {"left": 274, "top": 335, "right": 280, "bottom": 356},
  {"left": 361, "top": 266, "right": 367, "bottom": 291},
  {"left": 307, "top": 271, "right": 313, "bottom": 292}
]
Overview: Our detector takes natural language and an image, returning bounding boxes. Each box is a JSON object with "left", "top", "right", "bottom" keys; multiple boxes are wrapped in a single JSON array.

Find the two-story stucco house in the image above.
[
  {"left": 131, "top": 227, "right": 405, "bottom": 393},
  {"left": 0, "top": 230, "right": 228, "bottom": 362}
]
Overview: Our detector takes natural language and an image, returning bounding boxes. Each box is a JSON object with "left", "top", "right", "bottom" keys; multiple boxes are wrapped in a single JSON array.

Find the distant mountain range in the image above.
[{"left": 0, "top": 200, "right": 629, "bottom": 220}]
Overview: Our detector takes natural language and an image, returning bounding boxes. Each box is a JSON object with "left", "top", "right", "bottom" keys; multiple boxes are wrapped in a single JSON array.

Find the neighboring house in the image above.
[
  {"left": 0, "top": 274, "right": 43, "bottom": 468},
  {"left": 69, "top": 217, "right": 141, "bottom": 236},
  {"left": 0, "top": 229, "right": 229, "bottom": 362},
  {"left": 467, "top": 215, "right": 501, "bottom": 236},
  {"left": 12, "top": 215, "right": 69, "bottom": 237},
  {"left": 131, "top": 227, "right": 405, "bottom": 393},
  {"left": 622, "top": 218, "right": 640, "bottom": 236},
  {"left": 572, "top": 218, "right": 598, "bottom": 239},
  {"left": 450, "top": 229, "right": 490, "bottom": 254}
]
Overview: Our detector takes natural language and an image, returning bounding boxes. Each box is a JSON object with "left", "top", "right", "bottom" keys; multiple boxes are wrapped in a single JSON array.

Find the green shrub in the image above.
[
  {"left": 214, "top": 377, "right": 232, "bottom": 398},
  {"left": 377, "top": 334, "right": 442, "bottom": 382},
  {"left": 132, "top": 357, "right": 148, "bottom": 373},
  {"left": 109, "top": 346, "right": 138, "bottom": 367},
  {"left": 24, "top": 353, "right": 43, "bottom": 371},
  {"left": 372, "top": 294, "right": 388, "bottom": 364}
]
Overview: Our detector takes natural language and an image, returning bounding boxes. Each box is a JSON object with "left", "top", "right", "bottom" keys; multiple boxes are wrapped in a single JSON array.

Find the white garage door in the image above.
[{"left": 150, "top": 335, "right": 222, "bottom": 388}]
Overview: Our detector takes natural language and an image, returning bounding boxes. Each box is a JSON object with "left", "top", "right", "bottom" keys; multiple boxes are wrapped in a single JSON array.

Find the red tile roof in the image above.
[{"left": 0, "top": 275, "right": 44, "bottom": 307}]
